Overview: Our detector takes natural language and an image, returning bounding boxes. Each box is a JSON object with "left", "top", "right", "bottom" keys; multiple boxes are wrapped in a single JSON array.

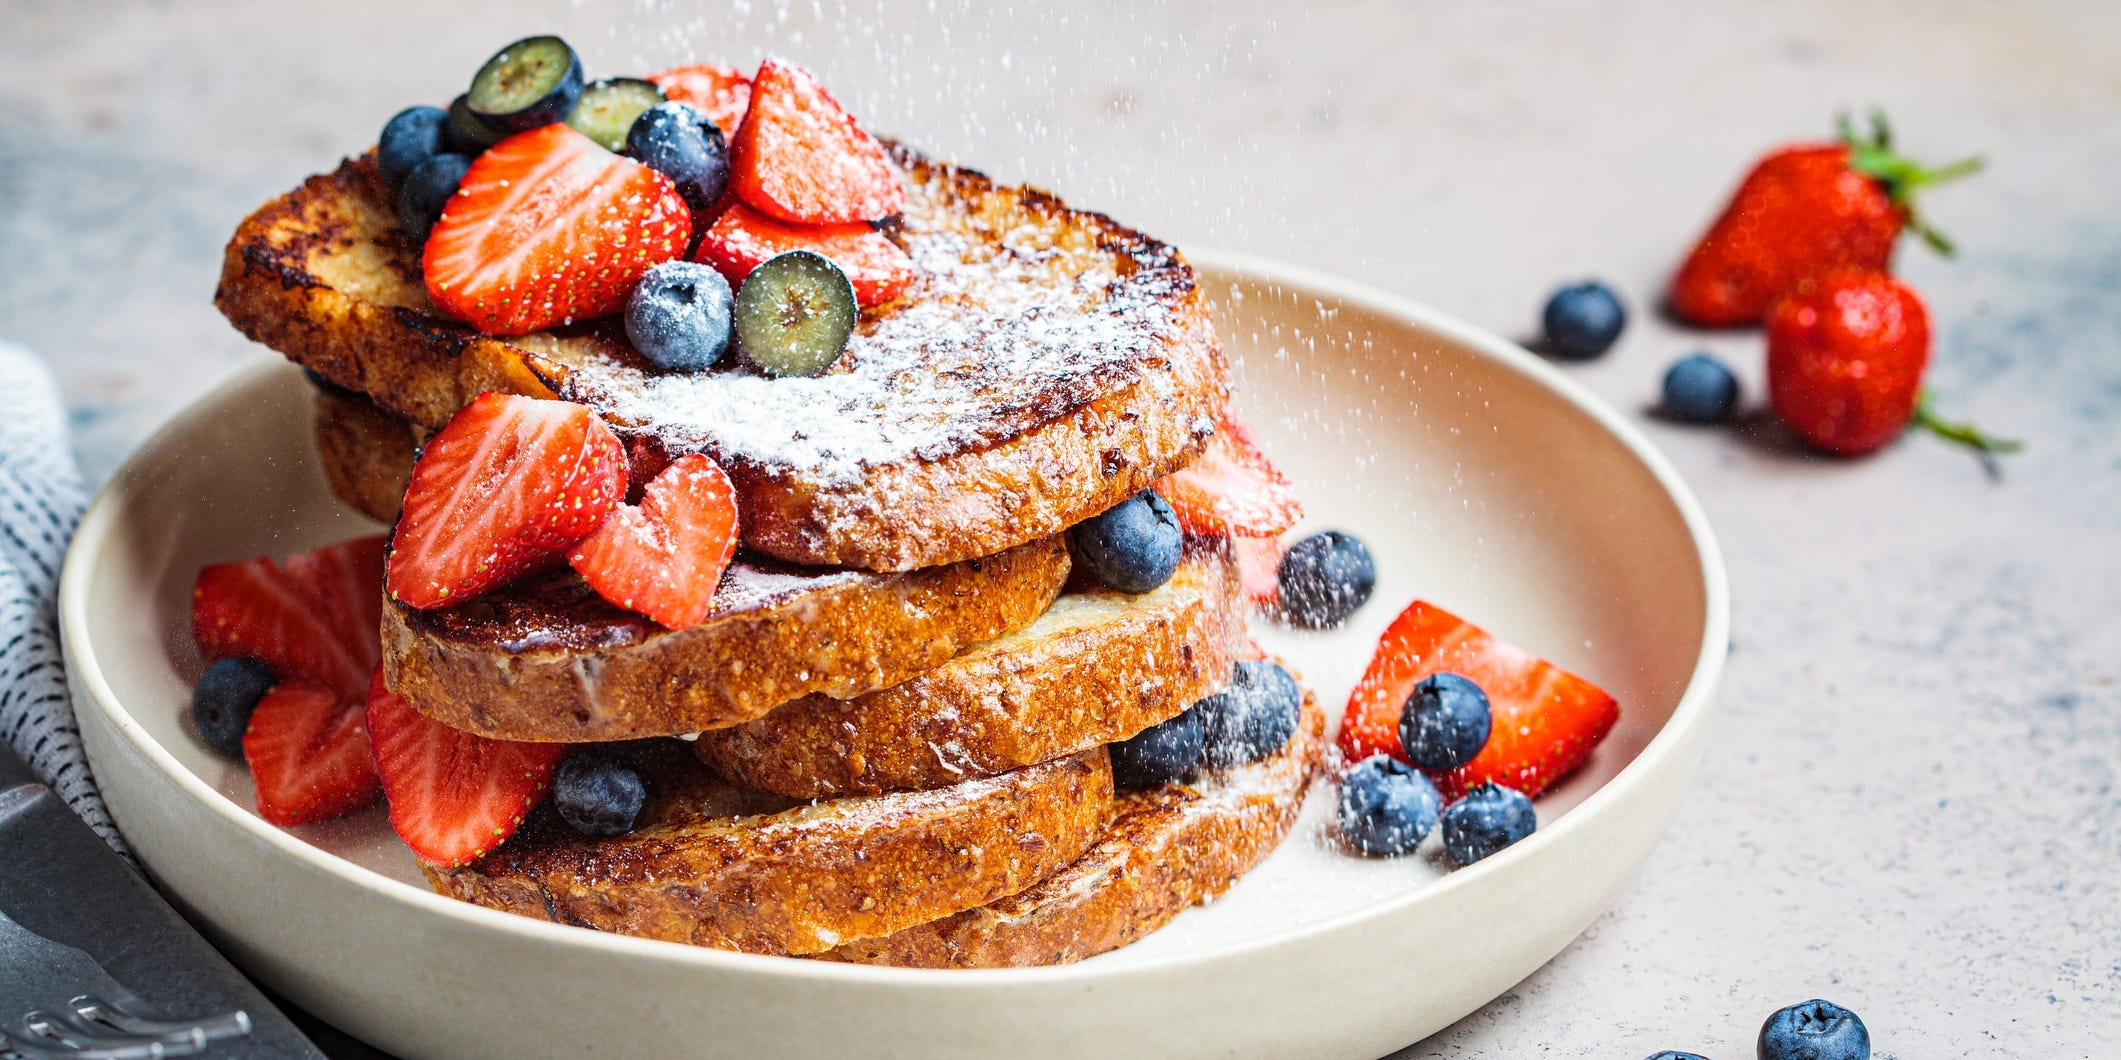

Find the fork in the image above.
[{"left": 0, "top": 906, "right": 251, "bottom": 1059}]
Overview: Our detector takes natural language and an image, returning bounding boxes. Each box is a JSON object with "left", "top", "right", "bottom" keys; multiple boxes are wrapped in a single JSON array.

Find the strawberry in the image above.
[
  {"left": 568, "top": 453, "right": 739, "bottom": 629},
  {"left": 365, "top": 668, "right": 564, "bottom": 867},
  {"left": 242, "top": 679, "right": 382, "bottom": 826},
  {"left": 1339, "top": 599, "right": 1618, "bottom": 801},
  {"left": 388, "top": 393, "right": 628, "bottom": 609},
  {"left": 1155, "top": 413, "right": 1302, "bottom": 538},
  {"left": 279, "top": 534, "right": 388, "bottom": 664},
  {"left": 648, "top": 63, "right": 752, "bottom": 137},
  {"left": 1669, "top": 111, "right": 1981, "bottom": 326},
  {"left": 694, "top": 200, "right": 915, "bottom": 307},
  {"left": 423, "top": 123, "right": 691, "bottom": 336},
  {"left": 1231, "top": 533, "right": 1287, "bottom": 607},
  {"left": 727, "top": 58, "right": 904, "bottom": 225},
  {"left": 193, "top": 541, "right": 382, "bottom": 700}
]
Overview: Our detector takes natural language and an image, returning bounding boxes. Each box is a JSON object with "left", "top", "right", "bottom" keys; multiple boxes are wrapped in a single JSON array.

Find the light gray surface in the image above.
[{"left": 2, "top": 1, "right": 2115, "bottom": 1056}]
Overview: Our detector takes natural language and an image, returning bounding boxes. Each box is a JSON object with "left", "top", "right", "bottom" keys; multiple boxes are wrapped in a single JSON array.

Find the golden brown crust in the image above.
[
  {"left": 426, "top": 742, "right": 1114, "bottom": 955},
  {"left": 217, "top": 147, "right": 1226, "bottom": 572},
  {"left": 820, "top": 692, "right": 1325, "bottom": 967},
  {"left": 379, "top": 536, "right": 1070, "bottom": 742},
  {"left": 698, "top": 540, "right": 1243, "bottom": 797},
  {"left": 311, "top": 388, "right": 418, "bottom": 524}
]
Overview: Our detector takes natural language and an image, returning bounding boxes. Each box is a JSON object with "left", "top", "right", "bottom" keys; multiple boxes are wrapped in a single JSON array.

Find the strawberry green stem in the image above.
[
  {"left": 1837, "top": 109, "right": 1984, "bottom": 258},
  {"left": 1912, "top": 391, "right": 2022, "bottom": 465}
]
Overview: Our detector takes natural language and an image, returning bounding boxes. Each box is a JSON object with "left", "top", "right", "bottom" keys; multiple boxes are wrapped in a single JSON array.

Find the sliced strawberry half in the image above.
[
  {"left": 365, "top": 669, "right": 564, "bottom": 867},
  {"left": 569, "top": 453, "right": 739, "bottom": 629},
  {"left": 728, "top": 57, "right": 904, "bottom": 224},
  {"left": 193, "top": 550, "right": 373, "bottom": 700},
  {"left": 423, "top": 123, "right": 691, "bottom": 336},
  {"left": 242, "top": 679, "right": 381, "bottom": 826},
  {"left": 280, "top": 534, "right": 388, "bottom": 666},
  {"left": 388, "top": 393, "right": 628, "bottom": 610},
  {"left": 695, "top": 200, "right": 915, "bottom": 307},
  {"left": 1231, "top": 533, "right": 1288, "bottom": 607},
  {"left": 648, "top": 63, "right": 752, "bottom": 136},
  {"left": 1339, "top": 600, "right": 1619, "bottom": 801},
  {"left": 1156, "top": 413, "right": 1303, "bottom": 537}
]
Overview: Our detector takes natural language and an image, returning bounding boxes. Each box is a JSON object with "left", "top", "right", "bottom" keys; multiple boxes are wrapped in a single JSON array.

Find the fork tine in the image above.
[
  {"left": 14, "top": 1006, "right": 218, "bottom": 1059},
  {"left": 73, "top": 994, "right": 253, "bottom": 1043}
]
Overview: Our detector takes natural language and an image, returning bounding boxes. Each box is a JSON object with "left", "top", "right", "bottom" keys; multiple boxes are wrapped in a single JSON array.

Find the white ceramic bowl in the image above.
[{"left": 60, "top": 252, "right": 1727, "bottom": 1059}]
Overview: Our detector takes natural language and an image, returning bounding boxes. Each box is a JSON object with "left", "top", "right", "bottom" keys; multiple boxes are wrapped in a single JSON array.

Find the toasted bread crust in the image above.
[
  {"left": 311, "top": 388, "right": 417, "bottom": 524},
  {"left": 698, "top": 540, "right": 1243, "bottom": 797},
  {"left": 427, "top": 743, "right": 1114, "bottom": 955},
  {"left": 379, "top": 535, "right": 1070, "bottom": 742},
  {"left": 821, "top": 692, "right": 1325, "bottom": 967},
  {"left": 217, "top": 146, "right": 1226, "bottom": 572}
]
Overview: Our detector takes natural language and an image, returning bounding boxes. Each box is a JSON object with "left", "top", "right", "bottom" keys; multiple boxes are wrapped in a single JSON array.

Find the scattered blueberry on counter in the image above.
[
  {"left": 1541, "top": 280, "right": 1627, "bottom": 360},
  {"left": 1758, "top": 999, "right": 1870, "bottom": 1060},
  {"left": 1336, "top": 754, "right": 1442, "bottom": 856},
  {"left": 1276, "top": 530, "right": 1375, "bottom": 628},
  {"left": 1399, "top": 672, "right": 1492, "bottom": 771},
  {"left": 553, "top": 754, "right": 649, "bottom": 838},
  {"left": 1439, "top": 781, "right": 1537, "bottom": 865},
  {"left": 1071, "top": 490, "right": 1184, "bottom": 594},
  {"left": 1662, "top": 352, "right": 1742, "bottom": 423},
  {"left": 191, "top": 657, "right": 275, "bottom": 758},
  {"left": 1197, "top": 659, "right": 1302, "bottom": 768},
  {"left": 1643, "top": 1052, "right": 1711, "bottom": 1060},
  {"left": 377, "top": 105, "right": 451, "bottom": 192},
  {"left": 626, "top": 261, "right": 736, "bottom": 372},
  {"left": 1110, "top": 707, "right": 1206, "bottom": 790},
  {"left": 396, "top": 153, "right": 473, "bottom": 242}
]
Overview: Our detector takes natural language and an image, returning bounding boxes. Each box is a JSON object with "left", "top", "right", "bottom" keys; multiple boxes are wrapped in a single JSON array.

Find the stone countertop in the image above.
[{"left": 2, "top": 1, "right": 2115, "bottom": 1056}]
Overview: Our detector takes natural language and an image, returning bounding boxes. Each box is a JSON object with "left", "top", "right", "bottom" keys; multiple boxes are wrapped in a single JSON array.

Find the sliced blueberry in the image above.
[
  {"left": 1661, "top": 352, "right": 1741, "bottom": 423},
  {"left": 734, "top": 250, "right": 858, "bottom": 378},
  {"left": 466, "top": 35, "right": 584, "bottom": 133},
  {"left": 1399, "top": 672, "right": 1492, "bottom": 771},
  {"left": 1336, "top": 754, "right": 1441, "bottom": 856},
  {"left": 626, "top": 261, "right": 735, "bottom": 372},
  {"left": 1071, "top": 490, "right": 1183, "bottom": 594},
  {"left": 396, "top": 152, "right": 472, "bottom": 242},
  {"left": 1276, "top": 530, "right": 1375, "bottom": 628},
  {"left": 1758, "top": 999, "right": 1870, "bottom": 1060},
  {"left": 1109, "top": 706, "right": 1205, "bottom": 790},
  {"left": 1197, "top": 659, "right": 1302, "bottom": 769},
  {"left": 1440, "top": 781, "right": 1537, "bottom": 865},
  {"left": 553, "top": 755, "right": 648, "bottom": 838},
  {"left": 626, "top": 101, "right": 731, "bottom": 220},
  {"left": 444, "top": 93, "right": 506, "bottom": 154},
  {"left": 566, "top": 78, "right": 667, "bottom": 153},
  {"left": 377, "top": 105, "right": 450, "bottom": 192},
  {"left": 1542, "top": 281, "right": 1627, "bottom": 360},
  {"left": 191, "top": 657, "right": 275, "bottom": 758}
]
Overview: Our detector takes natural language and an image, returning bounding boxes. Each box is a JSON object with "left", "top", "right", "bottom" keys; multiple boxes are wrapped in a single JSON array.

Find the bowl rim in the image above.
[{"left": 57, "top": 248, "right": 1730, "bottom": 989}]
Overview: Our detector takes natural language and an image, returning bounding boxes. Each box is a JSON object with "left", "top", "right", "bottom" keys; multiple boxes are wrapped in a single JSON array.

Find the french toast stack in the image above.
[{"left": 214, "top": 101, "right": 1322, "bottom": 964}]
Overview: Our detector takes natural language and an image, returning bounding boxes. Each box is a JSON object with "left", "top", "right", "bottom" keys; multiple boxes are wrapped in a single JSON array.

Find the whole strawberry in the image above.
[{"left": 1670, "top": 112, "right": 1980, "bottom": 326}]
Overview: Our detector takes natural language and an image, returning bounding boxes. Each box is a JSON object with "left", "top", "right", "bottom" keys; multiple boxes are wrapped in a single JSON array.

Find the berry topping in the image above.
[
  {"left": 242, "top": 678, "right": 381, "bottom": 826},
  {"left": 1230, "top": 533, "right": 1285, "bottom": 607},
  {"left": 1069, "top": 490, "right": 1183, "bottom": 595},
  {"left": 192, "top": 536, "right": 386, "bottom": 701},
  {"left": 553, "top": 754, "right": 650, "bottom": 838},
  {"left": 647, "top": 63, "right": 752, "bottom": 138},
  {"left": 1197, "top": 659, "right": 1302, "bottom": 769},
  {"left": 1541, "top": 281, "right": 1627, "bottom": 360},
  {"left": 422, "top": 123, "right": 691, "bottom": 336},
  {"left": 1336, "top": 754, "right": 1441, "bottom": 857},
  {"left": 1155, "top": 413, "right": 1303, "bottom": 538},
  {"left": 444, "top": 93, "right": 506, "bottom": 154},
  {"left": 727, "top": 57, "right": 904, "bottom": 224},
  {"left": 1661, "top": 352, "right": 1741, "bottom": 424},
  {"left": 387, "top": 393, "right": 628, "bottom": 610},
  {"left": 395, "top": 152, "right": 471, "bottom": 242},
  {"left": 625, "top": 261, "right": 735, "bottom": 373},
  {"left": 1339, "top": 599, "right": 1619, "bottom": 801},
  {"left": 1439, "top": 781, "right": 1536, "bottom": 865},
  {"left": 365, "top": 668, "right": 565, "bottom": 867},
  {"left": 1109, "top": 707, "right": 1205, "bottom": 791},
  {"left": 1758, "top": 1000, "right": 1871, "bottom": 1060},
  {"left": 626, "top": 101, "right": 732, "bottom": 221},
  {"left": 732, "top": 249, "right": 858, "bottom": 377},
  {"left": 1399, "top": 672, "right": 1492, "bottom": 772},
  {"left": 696, "top": 200, "right": 915, "bottom": 308},
  {"left": 1276, "top": 530, "right": 1375, "bottom": 628},
  {"left": 466, "top": 35, "right": 585, "bottom": 133},
  {"left": 190, "top": 657, "right": 276, "bottom": 758},
  {"left": 568, "top": 453, "right": 740, "bottom": 630},
  {"left": 377, "top": 105, "right": 450, "bottom": 192},
  {"left": 565, "top": 77, "right": 666, "bottom": 153}
]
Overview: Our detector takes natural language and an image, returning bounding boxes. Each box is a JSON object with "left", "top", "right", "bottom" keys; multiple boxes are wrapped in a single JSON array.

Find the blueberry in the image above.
[
  {"left": 553, "top": 755, "right": 648, "bottom": 838},
  {"left": 1758, "top": 999, "right": 1870, "bottom": 1060},
  {"left": 1071, "top": 490, "right": 1183, "bottom": 594},
  {"left": 1336, "top": 754, "right": 1441, "bottom": 856},
  {"left": 191, "top": 657, "right": 275, "bottom": 758},
  {"left": 1276, "top": 530, "right": 1376, "bottom": 628},
  {"left": 626, "top": 101, "right": 731, "bottom": 219},
  {"left": 626, "top": 261, "right": 735, "bottom": 372},
  {"left": 1440, "top": 781, "right": 1537, "bottom": 865},
  {"left": 1197, "top": 659, "right": 1303, "bottom": 769},
  {"left": 396, "top": 152, "right": 472, "bottom": 242},
  {"left": 377, "top": 105, "right": 450, "bottom": 192},
  {"left": 1542, "top": 281, "right": 1627, "bottom": 360},
  {"left": 1399, "top": 672, "right": 1492, "bottom": 771},
  {"left": 1662, "top": 352, "right": 1741, "bottom": 423},
  {"left": 1109, "top": 706, "right": 1205, "bottom": 790},
  {"left": 1645, "top": 1053, "right": 1713, "bottom": 1060}
]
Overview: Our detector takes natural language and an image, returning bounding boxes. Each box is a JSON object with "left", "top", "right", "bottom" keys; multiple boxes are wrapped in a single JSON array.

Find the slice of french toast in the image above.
[
  {"left": 218, "top": 142, "right": 1227, "bottom": 573},
  {"left": 697, "top": 539, "right": 1244, "bottom": 797},
  {"left": 820, "top": 688, "right": 1325, "bottom": 968},
  {"left": 426, "top": 741, "right": 1114, "bottom": 956},
  {"left": 311, "top": 387, "right": 418, "bottom": 524}
]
